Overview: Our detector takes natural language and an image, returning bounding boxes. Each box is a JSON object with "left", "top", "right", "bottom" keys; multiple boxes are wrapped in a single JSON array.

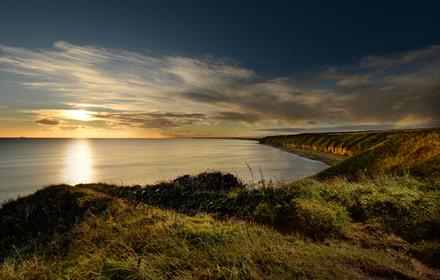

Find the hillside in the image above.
[
  {"left": 260, "top": 128, "right": 440, "bottom": 178},
  {"left": 1, "top": 173, "right": 439, "bottom": 279}
]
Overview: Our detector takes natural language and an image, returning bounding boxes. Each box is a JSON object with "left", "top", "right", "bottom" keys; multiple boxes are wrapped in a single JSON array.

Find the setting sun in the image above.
[{"left": 66, "top": 110, "right": 93, "bottom": 121}]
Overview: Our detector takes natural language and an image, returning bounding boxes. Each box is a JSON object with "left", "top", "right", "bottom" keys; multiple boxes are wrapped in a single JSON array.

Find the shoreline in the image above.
[{"left": 261, "top": 143, "right": 347, "bottom": 166}]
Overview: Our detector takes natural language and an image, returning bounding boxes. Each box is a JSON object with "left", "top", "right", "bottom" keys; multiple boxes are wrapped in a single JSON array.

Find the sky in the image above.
[{"left": 0, "top": 0, "right": 439, "bottom": 138}]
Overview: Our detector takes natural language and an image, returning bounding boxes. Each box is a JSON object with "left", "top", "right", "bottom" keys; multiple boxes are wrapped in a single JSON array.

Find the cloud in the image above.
[
  {"left": 257, "top": 124, "right": 398, "bottom": 134},
  {"left": 60, "top": 125, "right": 79, "bottom": 131},
  {"left": 213, "top": 111, "right": 262, "bottom": 123},
  {"left": 95, "top": 112, "right": 206, "bottom": 129},
  {"left": 93, "top": 111, "right": 262, "bottom": 129},
  {"left": 336, "top": 75, "right": 370, "bottom": 87},
  {"left": 360, "top": 45, "right": 440, "bottom": 69},
  {"left": 35, "top": 118, "right": 60, "bottom": 125},
  {"left": 1, "top": 41, "right": 439, "bottom": 135}
]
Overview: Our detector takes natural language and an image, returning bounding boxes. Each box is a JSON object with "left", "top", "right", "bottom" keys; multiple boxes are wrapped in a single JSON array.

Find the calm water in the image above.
[{"left": 0, "top": 138, "right": 327, "bottom": 203}]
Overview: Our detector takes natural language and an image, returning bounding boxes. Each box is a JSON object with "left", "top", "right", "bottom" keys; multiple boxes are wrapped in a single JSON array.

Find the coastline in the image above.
[
  {"left": 2, "top": 129, "right": 439, "bottom": 278},
  {"left": 261, "top": 143, "right": 346, "bottom": 166}
]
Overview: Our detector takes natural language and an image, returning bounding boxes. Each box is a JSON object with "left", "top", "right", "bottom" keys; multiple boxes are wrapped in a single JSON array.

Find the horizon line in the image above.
[{"left": 1, "top": 127, "right": 438, "bottom": 140}]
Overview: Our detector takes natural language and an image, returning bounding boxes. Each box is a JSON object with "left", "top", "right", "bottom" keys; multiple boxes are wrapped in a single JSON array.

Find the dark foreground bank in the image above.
[{"left": 1, "top": 172, "right": 439, "bottom": 279}]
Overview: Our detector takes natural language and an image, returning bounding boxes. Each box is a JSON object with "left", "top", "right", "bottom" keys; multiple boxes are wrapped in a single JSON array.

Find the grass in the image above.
[
  {"left": 1, "top": 173, "right": 439, "bottom": 279},
  {"left": 95, "top": 173, "right": 439, "bottom": 242},
  {"left": 0, "top": 182, "right": 434, "bottom": 279},
  {"left": 260, "top": 128, "right": 440, "bottom": 178},
  {"left": 0, "top": 185, "right": 112, "bottom": 260}
]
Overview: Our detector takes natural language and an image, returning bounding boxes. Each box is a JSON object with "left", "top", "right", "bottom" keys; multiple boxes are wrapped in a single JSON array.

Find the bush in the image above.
[
  {"left": 173, "top": 172, "right": 243, "bottom": 192},
  {"left": 253, "top": 202, "right": 275, "bottom": 224},
  {"left": 290, "top": 198, "right": 350, "bottom": 240}
]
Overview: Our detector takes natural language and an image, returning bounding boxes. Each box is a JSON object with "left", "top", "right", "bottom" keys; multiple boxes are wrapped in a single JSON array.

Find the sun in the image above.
[{"left": 66, "top": 110, "right": 93, "bottom": 121}]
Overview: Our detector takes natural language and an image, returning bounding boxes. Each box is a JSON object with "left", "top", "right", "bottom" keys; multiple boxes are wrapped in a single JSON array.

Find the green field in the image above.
[{"left": 1, "top": 129, "right": 439, "bottom": 279}]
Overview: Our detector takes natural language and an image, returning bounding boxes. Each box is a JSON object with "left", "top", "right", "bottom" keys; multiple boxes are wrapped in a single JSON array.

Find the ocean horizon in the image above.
[{"left": 0, "top": 138, "right": 327, "bottom": 203}]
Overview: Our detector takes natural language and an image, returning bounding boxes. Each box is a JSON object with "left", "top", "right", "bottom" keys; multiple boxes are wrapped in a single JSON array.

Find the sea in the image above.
[{"left": 0, "top": 138, "right": 328, "bottom": 203}]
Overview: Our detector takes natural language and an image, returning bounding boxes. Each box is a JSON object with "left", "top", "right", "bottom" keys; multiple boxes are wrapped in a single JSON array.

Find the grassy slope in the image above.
[
  {"left": 260, "top": 128, "right": 440, "bottom": 178},
  {"left": 1, "top": 129, "right": 439, "bottom": 279},
  {"left": 1, "top": 174, "right": 439, "bottom": 279}
]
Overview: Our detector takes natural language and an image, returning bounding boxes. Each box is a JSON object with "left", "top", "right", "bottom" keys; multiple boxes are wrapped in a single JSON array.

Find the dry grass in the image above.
[
  {"left": 0, "top": 185, "right": 431, "bottom": 279},
  {"left": 1, "top": 174, "right": 439, "bottom": 279},
  {"left": 260, "top": 128, "right": 440, "bottom": 178}
]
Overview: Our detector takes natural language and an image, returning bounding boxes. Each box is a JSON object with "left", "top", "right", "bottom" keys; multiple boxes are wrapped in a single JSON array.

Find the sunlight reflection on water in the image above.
[
  {"left": 62, "top": 139, "right": 94, "bottom": 184},
  {"left": 1, "top": 138, "right": 328, "bottom": 203}
]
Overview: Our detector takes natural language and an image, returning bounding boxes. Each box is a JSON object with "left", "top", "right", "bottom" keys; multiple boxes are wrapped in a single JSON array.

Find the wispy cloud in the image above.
[
  {"left": 35, "top": 118, "right": 60, "bottom": 125},
  {"left": 257, "top": 124, "right": 398, "bottom": 134},
  {"left": 95, "top": 112, "right": 206, "bottom": 129},
  {"left": 1, "top": 41, "right": 439, "bottom": 135},
  {"left": 360, "top": 45, "right": 440, "bottom": 69}
]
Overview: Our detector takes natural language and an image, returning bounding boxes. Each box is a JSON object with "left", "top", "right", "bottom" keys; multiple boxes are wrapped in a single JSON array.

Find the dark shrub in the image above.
[
  {"left": 0, "top": 185, "right": 111, "bottom": 259},
  {"left": 173, "top": 172, "right": 243, "bottom": 192}
]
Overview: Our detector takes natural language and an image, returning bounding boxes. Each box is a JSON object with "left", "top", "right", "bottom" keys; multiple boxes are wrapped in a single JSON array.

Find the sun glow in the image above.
[
  {"left": 62, "top": 139, "right": 94, "bottom": 184},
  {"left": 66, "top": 110, "right": 93, "bottom": 121}
]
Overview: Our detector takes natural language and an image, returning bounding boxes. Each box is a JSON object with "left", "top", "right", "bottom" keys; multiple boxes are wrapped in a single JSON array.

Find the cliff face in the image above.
[{"left": 260, "top": 128, "right": 440, "bottom": 178}]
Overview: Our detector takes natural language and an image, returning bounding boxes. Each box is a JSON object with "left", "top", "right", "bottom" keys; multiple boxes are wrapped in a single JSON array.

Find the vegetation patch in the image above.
[
  {"left": 0, "top": 187, "right": 428, "bottom": 279},
  {"left": 410, "top": 240, "right": 440, "bottom": 268},
  {"left": 260, "top": 128, "right": 440, "bottom": 178},
  {"left": 98, "top": 173, "right": 439, "bottom": 244},
  {"left": 0, "top": 185, "right": 111, "bottom": 260},
  {"left": 289, "top": 198, "right": 350, "bottom": 239}
]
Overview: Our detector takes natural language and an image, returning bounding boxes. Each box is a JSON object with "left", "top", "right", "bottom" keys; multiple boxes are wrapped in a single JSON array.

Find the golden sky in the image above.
[{"left": 1, "top": 42, "right": 439, "bottom": 138}]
